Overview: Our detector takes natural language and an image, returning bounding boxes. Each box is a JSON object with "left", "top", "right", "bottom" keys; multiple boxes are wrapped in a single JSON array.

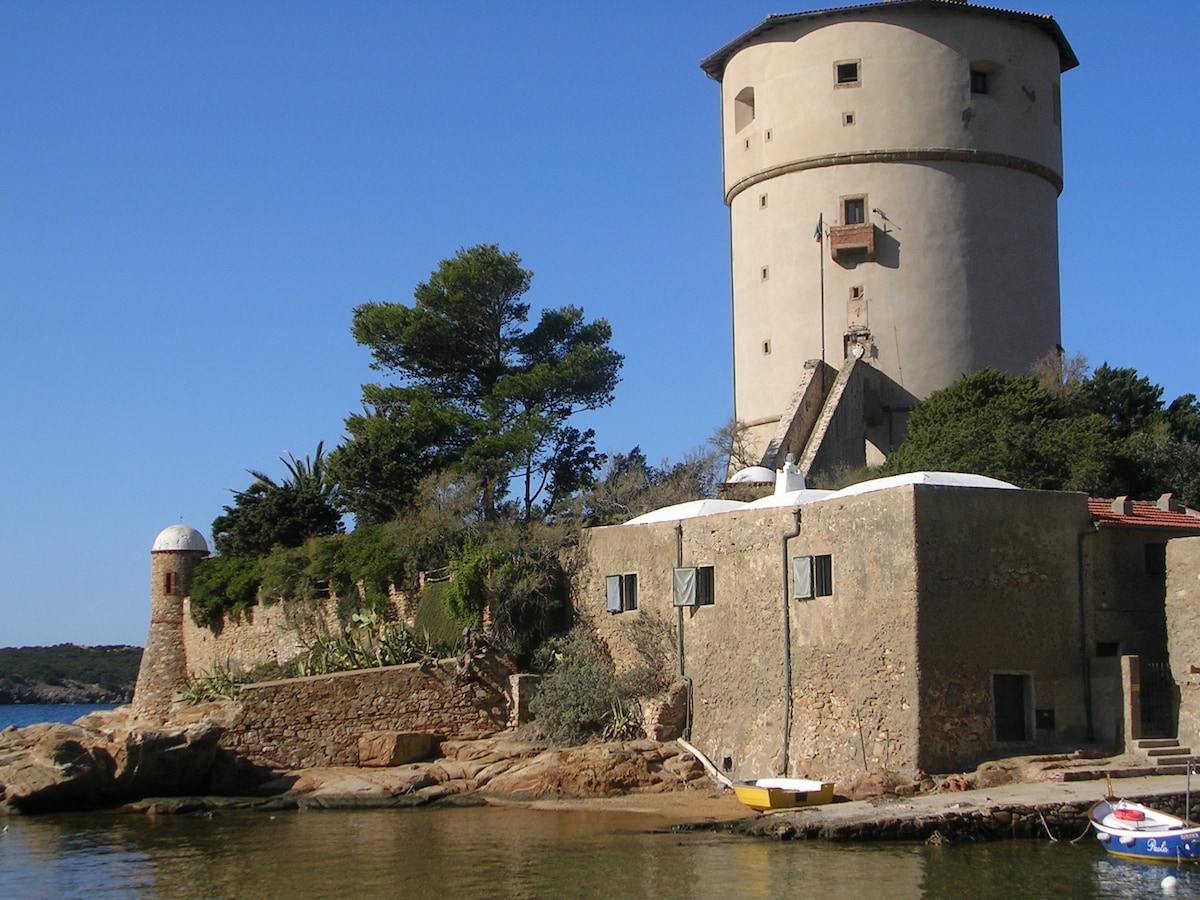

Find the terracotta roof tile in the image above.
[{"left": 1088, "top": 499, "right": 1200, "bottom": 532}]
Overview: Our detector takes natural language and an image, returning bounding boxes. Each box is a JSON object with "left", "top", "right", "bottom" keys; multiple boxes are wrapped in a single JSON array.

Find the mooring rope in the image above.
[{"left": 1038, "top": 811, "right": 1059, "bottom": 842}]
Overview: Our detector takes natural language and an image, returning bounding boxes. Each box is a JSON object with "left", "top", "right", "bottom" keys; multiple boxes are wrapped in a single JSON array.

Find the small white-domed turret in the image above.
[
  {"left": 133, "top": 524, "right": 209, "bottom": 722},
  {"left": 151, "top": 524, "right": 209, "bottom": 554}
]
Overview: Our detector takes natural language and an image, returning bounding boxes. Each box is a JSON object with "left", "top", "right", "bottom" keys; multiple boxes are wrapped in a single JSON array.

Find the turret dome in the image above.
[{"left": 151, "top": 524, "right": 209, "bottom": 553}]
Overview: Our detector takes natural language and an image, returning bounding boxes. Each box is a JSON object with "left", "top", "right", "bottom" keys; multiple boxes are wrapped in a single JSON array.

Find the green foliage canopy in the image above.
[
  {"left": 334, "top": 244, "right": 622, "bottom": 521},
  {"left": 883, "top": 366, "right": 1200, "bottom": 505},
  {"left": 0, "top": 645, "right": 142, "bottom": 691},
  {"left": 212, "top": 443, "right": 343, "bottom": 558}
]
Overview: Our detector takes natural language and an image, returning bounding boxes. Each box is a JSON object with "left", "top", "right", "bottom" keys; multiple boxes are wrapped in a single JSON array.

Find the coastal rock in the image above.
[
  {"left": 642, "top": 681, "right": 689, "bottom": 741},
  {"left": 0, "top": 714, "right": 223, "bottom": 814},
  {"left": 846, "top": 768, "right": 911, "bottom": 800},
  {"left": 358, "top": 731, "right": 435, "bottom": 767},
  {"left": 476, "top": 740, "right": 707, "bottom": 798}
]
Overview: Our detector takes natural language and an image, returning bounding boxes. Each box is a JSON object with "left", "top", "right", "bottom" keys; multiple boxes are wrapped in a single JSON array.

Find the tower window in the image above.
[
  {"left": 835, "top": 60, "right": 860, "bottom": 87},
  {"left": 763, "top": 340, "right": 771, "bottom": 355},
  {"left": 850, "top": 285, "right": 864, "bottom": 300},
  {"left": 164, "top": 572, "right": 175, "bottom": 595},
  {"left": 843, "top": 197, "right": 866, "bottom": 225},
  {"left": 734, "top": 86, "right": 756, "bottom": 131},
  {"left": 759, "top": 193, "right": 768, "bottom": 209},
  {"left": 764, "top": 128, "right": 772, "bottom": 142},
  {"left": 761, "top": 265, "right": 769, "bottom": 281},
  {"left": 843, "top": 111, "right": 855, "bottom": 126},
  {"left": 970, "top": 61, "right": 1001, "bottom": 98}
]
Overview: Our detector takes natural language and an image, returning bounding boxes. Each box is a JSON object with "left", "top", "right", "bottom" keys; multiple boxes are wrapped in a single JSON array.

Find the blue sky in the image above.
[{"left": 2, "top": 0, "right": 1196, "bottom": 648}]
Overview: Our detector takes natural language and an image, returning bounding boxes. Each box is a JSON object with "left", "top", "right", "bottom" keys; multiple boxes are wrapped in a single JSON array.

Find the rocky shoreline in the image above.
[
  {"left": 5, "top": 707, "right": 1198, "bottom": 850},
  {"left": 0, "top": 708, "right": 712, "bottom": 816},
  {"left": 0, "top": 678, "right": 133, "bottom": 705}
]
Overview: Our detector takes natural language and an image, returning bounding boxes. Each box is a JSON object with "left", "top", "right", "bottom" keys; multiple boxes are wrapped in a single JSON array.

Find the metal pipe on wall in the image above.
[
  {"left": 675, "top": 521, "right": 693, "bottom": 741},
  {"left": 780, "top": 508, "right": 802, "bottom": 775},
  {"left": 1078, "top": 523, "right": 1099, "bottom": 743}
]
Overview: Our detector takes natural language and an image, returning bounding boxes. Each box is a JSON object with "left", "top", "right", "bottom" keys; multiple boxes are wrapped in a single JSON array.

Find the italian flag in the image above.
[{"left": 814, "top": 214, "right": 823, "bottom": 243}]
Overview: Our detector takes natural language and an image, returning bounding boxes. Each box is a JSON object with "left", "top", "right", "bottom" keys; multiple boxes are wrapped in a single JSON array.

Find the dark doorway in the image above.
[
  {"left": 1141, "top": 660, "right": 1176, "bottom": 738},
  {"left": 994, "top": 673, "right": 1031, "bottom": 742}
]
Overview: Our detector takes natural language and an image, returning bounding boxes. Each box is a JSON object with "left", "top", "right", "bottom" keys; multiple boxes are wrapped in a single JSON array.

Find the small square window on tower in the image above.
[
  {"left": 843, "top": 197, "right": 866, "bottom": 225},
  {"left": 835, "top": 59, "right": 860, "bottom": 87},
  {"left": 850, "top": 285, "right": 864, "bottom": 300},
  {"left": 759, "top": 193, "right": 768, "bottom": 209},
  {"left": 971, "top": 69, "right": 989, "bottom": 95},
  {"left": 843, "top": 111, "right": 855, "bottom": 126}
]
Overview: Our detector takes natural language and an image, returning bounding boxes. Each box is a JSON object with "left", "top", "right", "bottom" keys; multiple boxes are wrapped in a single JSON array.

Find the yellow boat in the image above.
[{"left": 732, "top": 778, "right": 834, "bottom": 811}]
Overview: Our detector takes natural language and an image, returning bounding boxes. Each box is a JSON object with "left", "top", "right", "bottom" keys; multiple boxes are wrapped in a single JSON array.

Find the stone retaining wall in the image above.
[{"left": 221, "top": 655, "right": 512, "bottom": 768}]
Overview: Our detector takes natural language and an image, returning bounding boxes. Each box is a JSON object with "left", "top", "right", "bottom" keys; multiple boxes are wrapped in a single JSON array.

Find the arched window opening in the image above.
[{"left": 734, "top": 87, "right": 755, "bottom": 132}]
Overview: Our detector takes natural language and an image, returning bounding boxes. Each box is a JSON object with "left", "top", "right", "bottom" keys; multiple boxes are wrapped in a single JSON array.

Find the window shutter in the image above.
[
  {"left": 673, "top": 567, "right": 698, "bottom": 607},
  {"left": 792, "top": 556, "right": 813, "bottom": 600},
  {"left": 606, "top": 575, "right": 623, "bottom": 613}
]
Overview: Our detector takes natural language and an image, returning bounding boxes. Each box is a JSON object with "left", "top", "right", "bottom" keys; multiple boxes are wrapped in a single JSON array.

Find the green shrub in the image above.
[
  {"left": 189, "top": 556, "right": 262, "bottom": 627},
  {"left": 413, "top": 582, "right": 464, "bottom": 650},
  {"left": 288, "top": 613, "right": 453, "bottom": 677},
  {"left": 258, "top": 545, "right": 317, "bottom": 605},
  {"left": 180, "top": 667, "right": 247, "bottom": 703},
  {"left": 529, "top": 627, "right": 621, "bottom": 745},
  {"left": 441, "top": 538, "right": 502, "bottom": 627}
]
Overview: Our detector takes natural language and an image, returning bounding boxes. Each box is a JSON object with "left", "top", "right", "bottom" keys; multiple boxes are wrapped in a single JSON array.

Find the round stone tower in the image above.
[
  {"left": 132, "top": 524, "right": 209, "bottom": 722},
  {"left": 701, "top": 0, "right": 1077, "bottom": 465}
]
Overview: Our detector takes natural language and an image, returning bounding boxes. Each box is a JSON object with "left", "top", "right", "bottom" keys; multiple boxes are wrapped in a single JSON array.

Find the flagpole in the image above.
[{"left": 817, "top": 213, "right": 826, "bottom": 390}]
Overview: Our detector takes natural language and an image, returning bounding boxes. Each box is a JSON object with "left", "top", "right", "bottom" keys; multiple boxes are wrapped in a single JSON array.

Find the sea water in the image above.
[
  {"left": 3, "top": 705, "right": 1199, "bottom": 897},
  {"left": 2, "top": 804, "right": 1199, "bottom": 899},
  {"left": 0, "top": 704, "right": 119, "bottom": 730}
]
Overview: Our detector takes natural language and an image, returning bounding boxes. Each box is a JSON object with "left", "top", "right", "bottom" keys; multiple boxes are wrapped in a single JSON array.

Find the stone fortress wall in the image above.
[{"left": 181, "top": 594, "right": 345, "bottom": 679}]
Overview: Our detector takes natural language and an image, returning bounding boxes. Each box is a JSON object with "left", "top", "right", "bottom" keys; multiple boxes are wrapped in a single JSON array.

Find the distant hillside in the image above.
[{"left": 0, "top": 644, "right": 143, "bottom": 704}]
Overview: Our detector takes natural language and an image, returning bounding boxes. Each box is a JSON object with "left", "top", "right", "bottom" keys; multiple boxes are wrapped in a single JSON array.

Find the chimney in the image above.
[
  {"left": 1157, "top": 493, "right": 1182, "bottom": 513},
  {"left": 775, "top": 453, "right": 806, "bottom": 495},
  {"left": 1111, "top": 496, "right": 1134, "bottom": 516}
]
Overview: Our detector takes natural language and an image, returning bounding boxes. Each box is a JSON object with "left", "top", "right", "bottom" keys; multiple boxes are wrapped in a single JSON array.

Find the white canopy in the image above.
[
  {"left": 623, "top": 498, "right": 747, "bottom": 525},
  {"left": 745, "top": 489, "right": 837, "bottom": 509},
  {"left": 827, "top": 471, "right": 1018, "bottom": 500}
]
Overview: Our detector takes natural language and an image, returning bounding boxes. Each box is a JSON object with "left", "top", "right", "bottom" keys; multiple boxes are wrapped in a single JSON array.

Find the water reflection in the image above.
[{"left": 4, "top": 806, "right": 1200, "bottom": 899}]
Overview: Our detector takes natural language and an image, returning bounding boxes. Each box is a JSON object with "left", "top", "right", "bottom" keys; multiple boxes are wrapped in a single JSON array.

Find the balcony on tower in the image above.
[{"left": 828, "top": 222, "right": 876, "bottom": 262}]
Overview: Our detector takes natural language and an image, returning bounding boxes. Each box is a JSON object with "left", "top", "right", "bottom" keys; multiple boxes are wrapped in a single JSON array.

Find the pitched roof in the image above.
[
  {"left": 700, "top": 0, "right": 1079, "bottom": 82},
  {"left": 1088, "top": 498, "right": 1200, "bottom": 533}
]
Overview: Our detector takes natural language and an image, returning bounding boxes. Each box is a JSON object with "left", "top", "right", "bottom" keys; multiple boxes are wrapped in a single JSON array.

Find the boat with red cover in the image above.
[{"left": 1090, "top": 798, "right": 1200, "bottom": 864}]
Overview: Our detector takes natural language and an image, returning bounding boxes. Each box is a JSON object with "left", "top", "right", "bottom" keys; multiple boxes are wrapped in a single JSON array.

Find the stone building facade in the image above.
[
  {"left": 575, "top": 480, "right": 1200, "bottom": 785},
  {"left": 1165, "top": 536, "right": 1200, "bottom": 752}
]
